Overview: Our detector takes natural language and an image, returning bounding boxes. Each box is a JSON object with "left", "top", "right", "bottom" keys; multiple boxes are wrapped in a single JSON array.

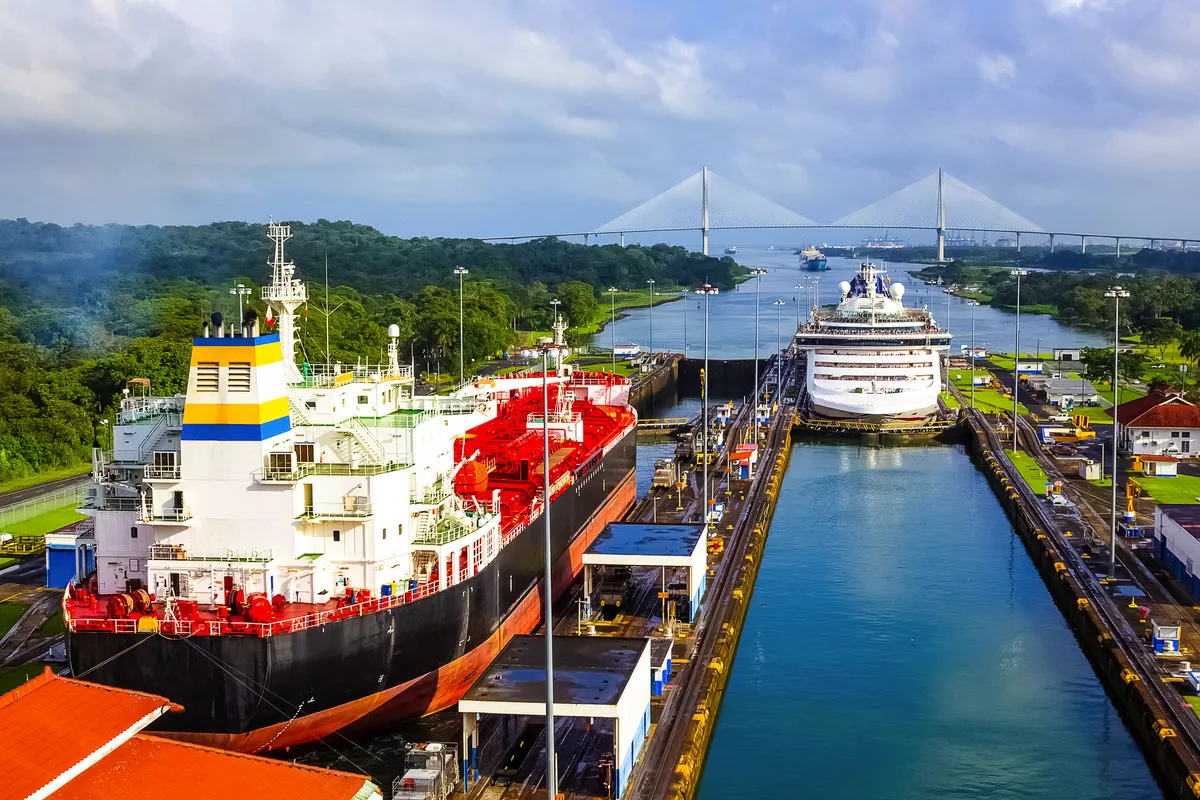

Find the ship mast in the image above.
[{"left": 261, "top": 222, "right": 308, "bottom": 383}]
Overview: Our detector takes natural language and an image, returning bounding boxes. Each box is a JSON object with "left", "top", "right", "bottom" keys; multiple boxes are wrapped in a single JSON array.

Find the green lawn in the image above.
[
  {"left": 1006, "top": 449, "right": 1049, "bottom": 493},
  {"left": 1095, "top": 384, "right": 1147, "bottom": 406},
  {"left": 1137, "top": 475, "right": 1200, "bottom": 505},
  {"left": 575, "top": 360, "right": 640, "bottom": 378},
  {"left": 965, "top": 389, "right": 1028, "bottom": 416},
  {"left": 39, "top": 612, "right": 65, "bottom": 637},
  {"left": 0, "top": 464, "right": 90, "bottom": 496},
  {"left": 2, "top": 504, "right": 86, "bottom": 536},
  {"left": 0, "top": 661, "right": 55, "bottom": 694},
  {"left": 949, "top": 369, "right": 992, "bottom": 388},
  {"left": 0, "top": 602, "right": 29, "bottom": 641},
  {"left": 1185, "top": 695, "right": 1200, "bottom": 720},
  {"left": 941, "top": 391, "right": 960, "bottom": 409}
]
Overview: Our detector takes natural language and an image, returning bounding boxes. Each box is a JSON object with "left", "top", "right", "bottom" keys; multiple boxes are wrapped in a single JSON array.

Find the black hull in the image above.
[{"left": 68, "top": 426, "right": 637, "bottom": 740}]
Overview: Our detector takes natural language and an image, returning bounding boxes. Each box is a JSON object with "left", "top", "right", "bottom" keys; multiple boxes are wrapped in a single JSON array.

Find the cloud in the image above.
[{"left": 0, "top": 0, "right": 1197, "bottom": 239}]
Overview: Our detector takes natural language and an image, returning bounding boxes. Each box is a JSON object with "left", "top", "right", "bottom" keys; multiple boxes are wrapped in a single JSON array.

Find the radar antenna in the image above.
[{"left": 261, "top": 221, "right": 308, "bottom": 382}]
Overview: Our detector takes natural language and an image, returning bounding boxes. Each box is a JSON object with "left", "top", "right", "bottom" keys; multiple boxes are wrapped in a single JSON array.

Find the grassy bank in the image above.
[
  {"left": 2, "top": 505, "right": 87, "bottom": 536},
  {"left": 1006, "top": 449, "right": 1049, "bottom": 493},
  {"left": 0, "top": 464, "right": 90, "bottom": 497}
]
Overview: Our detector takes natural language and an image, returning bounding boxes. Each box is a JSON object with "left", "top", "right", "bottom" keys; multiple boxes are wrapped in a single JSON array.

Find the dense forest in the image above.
[{"left": 0, "top": 218, "right": 744, "bottom": 485}]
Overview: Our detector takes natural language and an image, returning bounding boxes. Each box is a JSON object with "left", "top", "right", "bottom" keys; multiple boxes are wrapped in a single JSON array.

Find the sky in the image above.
[{"left": 0, "top": 0, "right": 1197, "bottom": 242}]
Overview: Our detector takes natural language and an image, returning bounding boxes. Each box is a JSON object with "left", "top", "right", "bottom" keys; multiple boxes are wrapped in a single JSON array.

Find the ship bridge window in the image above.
[
  {"left": 294, "top": 442, "right": 315, "bottom": 463},
  {"left": 357, "top": 395, "right": 370, "bottom": 405},
  {"left": 228, "top": 362, "right": 251, "bottom": 392},
  {"left": 130, "top": 526, "right": 138, "bottom": 539},
  {"left": 196, "top": 362, "right": 219, "bottom": 392}
]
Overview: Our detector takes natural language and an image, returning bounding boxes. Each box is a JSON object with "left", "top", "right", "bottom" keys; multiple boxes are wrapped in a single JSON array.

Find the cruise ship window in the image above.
[
  {"left": 130, "top": 526, "right": 138, "bottom": 539},
  {"left": 196, "top": 362, "right": 219, "bottom": 392}
]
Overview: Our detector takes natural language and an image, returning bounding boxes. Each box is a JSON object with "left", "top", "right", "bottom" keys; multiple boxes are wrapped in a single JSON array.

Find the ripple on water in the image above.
[{"left": 696, "top": 443, "right": 1162, "bottom": 800}]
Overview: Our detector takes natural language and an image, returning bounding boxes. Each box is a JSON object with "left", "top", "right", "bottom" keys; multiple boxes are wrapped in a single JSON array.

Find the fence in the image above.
[{"left": 0, "top": 483, "right": 89, "bottom": 532}]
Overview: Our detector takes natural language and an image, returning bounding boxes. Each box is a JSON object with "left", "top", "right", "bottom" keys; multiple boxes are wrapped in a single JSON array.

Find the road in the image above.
[{"left": 0, "top": 473, "right": 89, "bottom": 508}]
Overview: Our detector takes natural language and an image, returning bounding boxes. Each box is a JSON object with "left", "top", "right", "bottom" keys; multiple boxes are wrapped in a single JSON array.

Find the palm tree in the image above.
[{"left": 1180, "top": 330, "right": 1200, "bottom": 380}]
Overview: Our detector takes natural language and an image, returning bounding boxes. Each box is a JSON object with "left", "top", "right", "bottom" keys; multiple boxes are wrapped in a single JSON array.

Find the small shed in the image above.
[
  {"left": 1078, "top": 460, "right": 1102, "bottom": 481},
  {"left": 459, "top": 636, "right": 652, "bottom": 799},
  {"left": 1138, "top": 454, "right": 1179, "bottom": 477},
  {"left": 583, "top": 523, "right": 708, "bottom": 623},
  {"left": 1053, "top": 347, "right": 1083, "bottom": 362},
  {"left": 650, "top": 638, "right": 673, "bottom": 696},
  {"left": 614, "top": 343, "right": 641, "bottom": 358}
]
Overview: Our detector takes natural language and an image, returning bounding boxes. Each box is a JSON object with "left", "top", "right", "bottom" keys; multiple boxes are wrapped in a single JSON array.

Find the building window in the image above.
[
  {"left": 1140, "top": 430, "right": 1150, "bottom": 438},
  {"left": 1185, "top": 432, "right": 1192, "bottom": 439},
  {"left": 196, "top": 362, "right": 219, "bottom": 392},
  {"left": 130, "top": 526, "right": 138, "bottom": 539},
  {"left": 333, "top": 530, "right": 341, "bottom": 543},
  {"left": 228, "top": 362, "right": 251, "bottom": 392},
  {"left": 1173, "top": 431, "right": 1181, "bottom": 438}
]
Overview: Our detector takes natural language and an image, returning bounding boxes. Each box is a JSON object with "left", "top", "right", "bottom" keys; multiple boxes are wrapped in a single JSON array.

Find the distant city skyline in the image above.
[{"left": 0, "top": 0, "right": 1197, "bottom": 240}]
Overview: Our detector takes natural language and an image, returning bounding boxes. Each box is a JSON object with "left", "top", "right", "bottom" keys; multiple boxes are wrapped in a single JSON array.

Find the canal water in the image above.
[
  {"left": 600, "top": 251, "right": 1108, "bottom": 360},
  {"left": 697, "top": 442, "right": 1161, "bottom": 799}
]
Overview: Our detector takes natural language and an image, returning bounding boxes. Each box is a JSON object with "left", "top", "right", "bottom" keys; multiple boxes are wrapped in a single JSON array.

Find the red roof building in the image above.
[
  {"left": 3, "top": 669, "right": 380, "bottom": 800},
  {"left": 1114, "top": 391, "right": 1200, "bottom": 457}
]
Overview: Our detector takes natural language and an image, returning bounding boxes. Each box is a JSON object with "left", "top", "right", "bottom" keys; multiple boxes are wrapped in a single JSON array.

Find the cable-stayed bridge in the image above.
[{"left": 484, "top": 167, "right": 1194, "bottom": 258}]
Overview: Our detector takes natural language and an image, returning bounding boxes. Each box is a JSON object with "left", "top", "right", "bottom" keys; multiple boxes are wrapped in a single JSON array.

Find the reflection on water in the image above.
[{"left": 697, "top": 443, "right": 1160, "bottom": 800}]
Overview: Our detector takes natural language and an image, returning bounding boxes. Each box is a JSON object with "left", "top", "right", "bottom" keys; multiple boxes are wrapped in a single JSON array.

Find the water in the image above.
[
  {"left": 697, "top": 443, "right": 1161, "bottom": 799},
  {"left": 601, "top": 251, "right": 1108, "bottom": 359}
]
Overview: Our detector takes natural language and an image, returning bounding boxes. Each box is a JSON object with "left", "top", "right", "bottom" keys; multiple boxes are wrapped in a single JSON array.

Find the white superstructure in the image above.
[
  {"left": 794, "top": 262, "right": 951, "bottom": 420},
  {"left": 79, "top": 224, "right": 624, "bottom": 609}
]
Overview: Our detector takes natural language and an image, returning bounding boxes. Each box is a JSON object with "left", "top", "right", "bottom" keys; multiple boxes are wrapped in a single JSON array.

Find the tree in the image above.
[
  {"left": 1141, "top": 317, "right": 1183, "bottom": 359},
  {"left": 556, "top": 281, "right": 599, "bottom": 328},
  {"left": 1080, "top": 347, "right": 1145, "bottom": 387}
]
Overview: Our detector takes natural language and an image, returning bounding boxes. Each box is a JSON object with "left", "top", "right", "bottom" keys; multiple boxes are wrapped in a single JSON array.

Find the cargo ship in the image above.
[
  {"left": 63, "top": 224, "right": 637, "bottom": 753},
  {"left": 795, "top": 261, "right": 951, "bottom": 420},
  {"left": 799, "top": 246, "right": 829, "bottom": 271}
]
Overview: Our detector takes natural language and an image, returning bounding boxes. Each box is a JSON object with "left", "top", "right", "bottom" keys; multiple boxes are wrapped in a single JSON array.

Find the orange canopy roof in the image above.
[
  {"left": 0, "top": 668, "right": 178, "bottom": 800},
  {"left": 49, "top": 734, "right": 378, "bottom": 800}
]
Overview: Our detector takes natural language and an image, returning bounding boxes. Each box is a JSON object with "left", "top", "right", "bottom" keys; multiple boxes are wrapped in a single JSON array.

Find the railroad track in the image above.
[
  {"left": 629, "top": 355, "right": 799, "bottom": 800},
  {"left": 974, "top": 408, "right": 1200, "bottom": 754}
]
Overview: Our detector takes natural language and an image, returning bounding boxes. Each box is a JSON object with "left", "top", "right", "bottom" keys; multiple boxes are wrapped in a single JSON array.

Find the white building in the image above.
[
  {"left": 1155, "top": 505, "right": 1200, "bottom": 596},
  {"left": 1115, "top": 391, "right": 1200, "bottom": 457}
]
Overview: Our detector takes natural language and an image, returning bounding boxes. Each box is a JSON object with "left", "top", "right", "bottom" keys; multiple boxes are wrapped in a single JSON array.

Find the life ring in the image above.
[{"left": 477, "top": 402, "right": 487, "bottom": 414}]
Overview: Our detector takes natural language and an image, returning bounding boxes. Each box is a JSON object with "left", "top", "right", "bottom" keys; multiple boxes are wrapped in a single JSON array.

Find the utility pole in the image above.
[
  {"left": 773, "top": 299, "right": 786, "bottom": 390},
  {"left": 1105, "top": 286, "right": 1130, "bottom": 579},
  {"left": 454, "top": 267, "right": 469, "bottom": 384},
  {"left": 697, "top": 284, "right": 719, "bottom": 536},
  {"left": 229, "top": 282, "right": 252, "bottom": 324},
  {"left": 646, "top": 280, "right": 655, "bottom": 360}
]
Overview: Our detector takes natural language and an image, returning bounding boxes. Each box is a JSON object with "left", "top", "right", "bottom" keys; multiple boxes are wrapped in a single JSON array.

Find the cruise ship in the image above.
[
  {"left": 62, "top": 224, "right": 637, "bottom": 753},
  {"left": 794, "top": 262, "right": 951, "bottom": 421}
]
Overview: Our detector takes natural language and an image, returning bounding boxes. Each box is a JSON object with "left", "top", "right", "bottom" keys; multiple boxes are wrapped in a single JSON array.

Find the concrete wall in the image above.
[
  {"left": 677, "top": 358, "right": 770, "bottom": 398},
  {"left": 630, "top": 355, "right": 679, "bottom": 418}
]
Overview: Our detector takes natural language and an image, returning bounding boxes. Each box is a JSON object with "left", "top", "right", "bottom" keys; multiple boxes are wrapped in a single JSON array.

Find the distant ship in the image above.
[
  {"left": 799, "top": 246, "right": 829, "bottom": 271},
  {"left": 795, "top": 261, "right": 951, "bottom": 421},
  {"left": 724, "top": 246, "right": 737, "bottom": 255}
]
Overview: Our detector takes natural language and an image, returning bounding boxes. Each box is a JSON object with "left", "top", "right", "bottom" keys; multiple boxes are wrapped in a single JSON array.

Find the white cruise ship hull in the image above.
[{"left": 807, "top": 379, "right": 940, "bottom": 421}]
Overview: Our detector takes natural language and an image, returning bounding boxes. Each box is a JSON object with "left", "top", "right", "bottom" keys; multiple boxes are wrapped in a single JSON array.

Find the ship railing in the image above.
[
  {"left": 118, "top": 395, "right": 185, "bottom": 425},
  {"left": 251, "top": 460, "right": 411, "bottom": 483},
  {"left": 144, "top": 464, "right": 181, "bottom": 480},
  {"left": 292, "top": 363, "right": 415, "bottom": 389},
  {"left": 142, "top": 506, "right": 192, "bottom": 523},
  {"left": 411, "top": 481, "right": 453, "bottom": 505},
  {"left": 297, "top": 500, "right": 372, "bottom": 520},
  {"left": 148, "top": 544, "right": 274, "bottom": 563}
]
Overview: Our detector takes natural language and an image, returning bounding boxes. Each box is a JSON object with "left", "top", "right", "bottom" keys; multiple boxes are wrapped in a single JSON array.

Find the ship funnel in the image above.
[
  {"left": 211, "top": 312, "right": 224, "bottom": 338},
  {"left": 838, "top": 281, "right": 851, "bottom": 298}
]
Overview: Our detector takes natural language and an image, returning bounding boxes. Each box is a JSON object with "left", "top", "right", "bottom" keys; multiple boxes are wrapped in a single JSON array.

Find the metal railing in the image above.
[
  {"left": 144, "top": 464, "right": 181, "bottom": 480},
  {"left": 411, "top": 482, "right": 452, "bottom": 505},
  {"left": 0, "top": 484, "right": 89, "bottom": 530},
  {"left": 143, "top": 506, "right": 192, "bottom": 523},
  {"left": 118, "top": 395, "right": 185, "bottom": 425},
  {"left": 251, "top": 460, "right": 410, "bottom": 483},
  {"left": 148, "top": 544, "right": 273, "bottom": 562},
  {"left": 298, "top": 499, "right": 372, "bottom": 519},
  {"left": 292, "top": 363, "right": 414, "bottom": 388}
]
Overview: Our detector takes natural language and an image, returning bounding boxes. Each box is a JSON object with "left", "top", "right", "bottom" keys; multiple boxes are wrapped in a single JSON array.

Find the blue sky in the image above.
[{"left": 0, "top": 0, "right": 1195, "bottom": 241}]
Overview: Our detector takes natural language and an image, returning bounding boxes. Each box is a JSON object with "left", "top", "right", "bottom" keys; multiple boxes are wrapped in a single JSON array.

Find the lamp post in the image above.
[
  {"left": 646, "top": 279, "right": 655, "bottom": 360},
  {"left": 968, "top": 300, "right": 980, "bottom": 409},
  {"left": 773, "top": 299, "right": 786, "bottom": 391},
  {"left": 454, "top": 266, "right": 469, "bottom": 384},
  {"left": 536, "top": 336, "right": 559, "bottom": 800},
  {"left": 793, "top": 284, "right": 804, "bottom": 329},
  {"left": 696, "top": 283, "right": 719, "bottom": 535},
  {"left": 749, "top": 269, "right": 767, "bottom": 416},
  {"left": 229, "top": 282, "right": 252, "bottom": 322},
  {"left": 1105, "top": 286, "right": 1130, "bottom": 579},
  {"left": 1011, "top": 269, "right": 1028, "bottom": 451},
  {"left": 608, "top": 288, "right": 618, "bottom": 374},
  {"left": 813, "top": 276, "right": 821, "bottom": 314}
]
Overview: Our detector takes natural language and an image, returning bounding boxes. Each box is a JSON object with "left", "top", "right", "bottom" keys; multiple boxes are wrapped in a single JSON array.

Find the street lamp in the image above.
[
  {"left": 813, "top": 276, "right": 821, "bottom": 313},
  {"left": 793, "top": 284, "right": 804, "bottom": 329},
  {"left": 968, "top": 300, "right": 980, "bottom": 409},
  {"left": 646, "top": 279, "right": 656, "bottom": 361},
  {"left": 1011, "top": 269, "right": 1028, "bottom": 451},
  {"left": 696, "top": 283, "right": 720, "bottom": 536},
  {"left": 773, "top": 299, "right": 786, "bottom": 391},
  {"left": 607, "top": 288, "right": 618, "bottom": 375},
  {"left": 229, "top": 282, "right": 252, "bottom": 322},
  {"left": 749, "top": 269, "right": 767, "bottom": 417},
  {"left": 454, "top": 267, "right": 469, "bottom": 384},
  {"left": 1105, "top": 285, "right": 1130, "bottom": 579}
]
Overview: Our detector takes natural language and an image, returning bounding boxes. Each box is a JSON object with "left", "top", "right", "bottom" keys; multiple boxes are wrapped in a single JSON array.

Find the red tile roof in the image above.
[
  {"left": 1, "top": 670, "right": 378, "bottom": 800},
  {"left": 0, "top": 668, "right": 178, "bottom": 800},
  {"left": 48, "top": 735, "right": 378, "bottom": 800},
  {"left": 1115, "top": 391, "right": 1200, "bottom": 429},
  {"left": 1139, "top": 454, "right": 1179, "bottom": 462}
]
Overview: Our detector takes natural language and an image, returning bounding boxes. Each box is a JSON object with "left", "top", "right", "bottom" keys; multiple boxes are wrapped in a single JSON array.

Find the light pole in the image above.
[
  {"left": 229, "top": 282, "right": 252, "bottom": 323},
  {"left": 608, "top": 288, "right": 618, "bottom": 374},
  {"left": 696, "top": 283, "right": 719, "bottom": 535},
  {"left": 1105, "top": 286, "right": 1130, "bottom": 579},
  {"left": 646, "top": 279, "right": 655, "bottom": 361},
  {"left": 773, "top": 299, "right": 786, "bottom": 391},
  {"left": 749, "top": 269, "right": 767, "bottom": 415},
  {"left": 1011, "top": 269, "right": 1028, "bottom": 451},
  {"left": 968, "top": 300, "right": 980, "bottom": 409},
  {"left": 793, "top": 284, "right": 804, "bottom": 329},
  {"left": 813, "top": 276, "right": 821, "bottom": 313},
  {"left": 454, "top": 266, "right": 469, "bottom": 384},
  {"left": 536, "top": 336, "right": 559, "bottom": 800},
  {"left": 550, "top": 298, "right": 562, "bottom": 333}
]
